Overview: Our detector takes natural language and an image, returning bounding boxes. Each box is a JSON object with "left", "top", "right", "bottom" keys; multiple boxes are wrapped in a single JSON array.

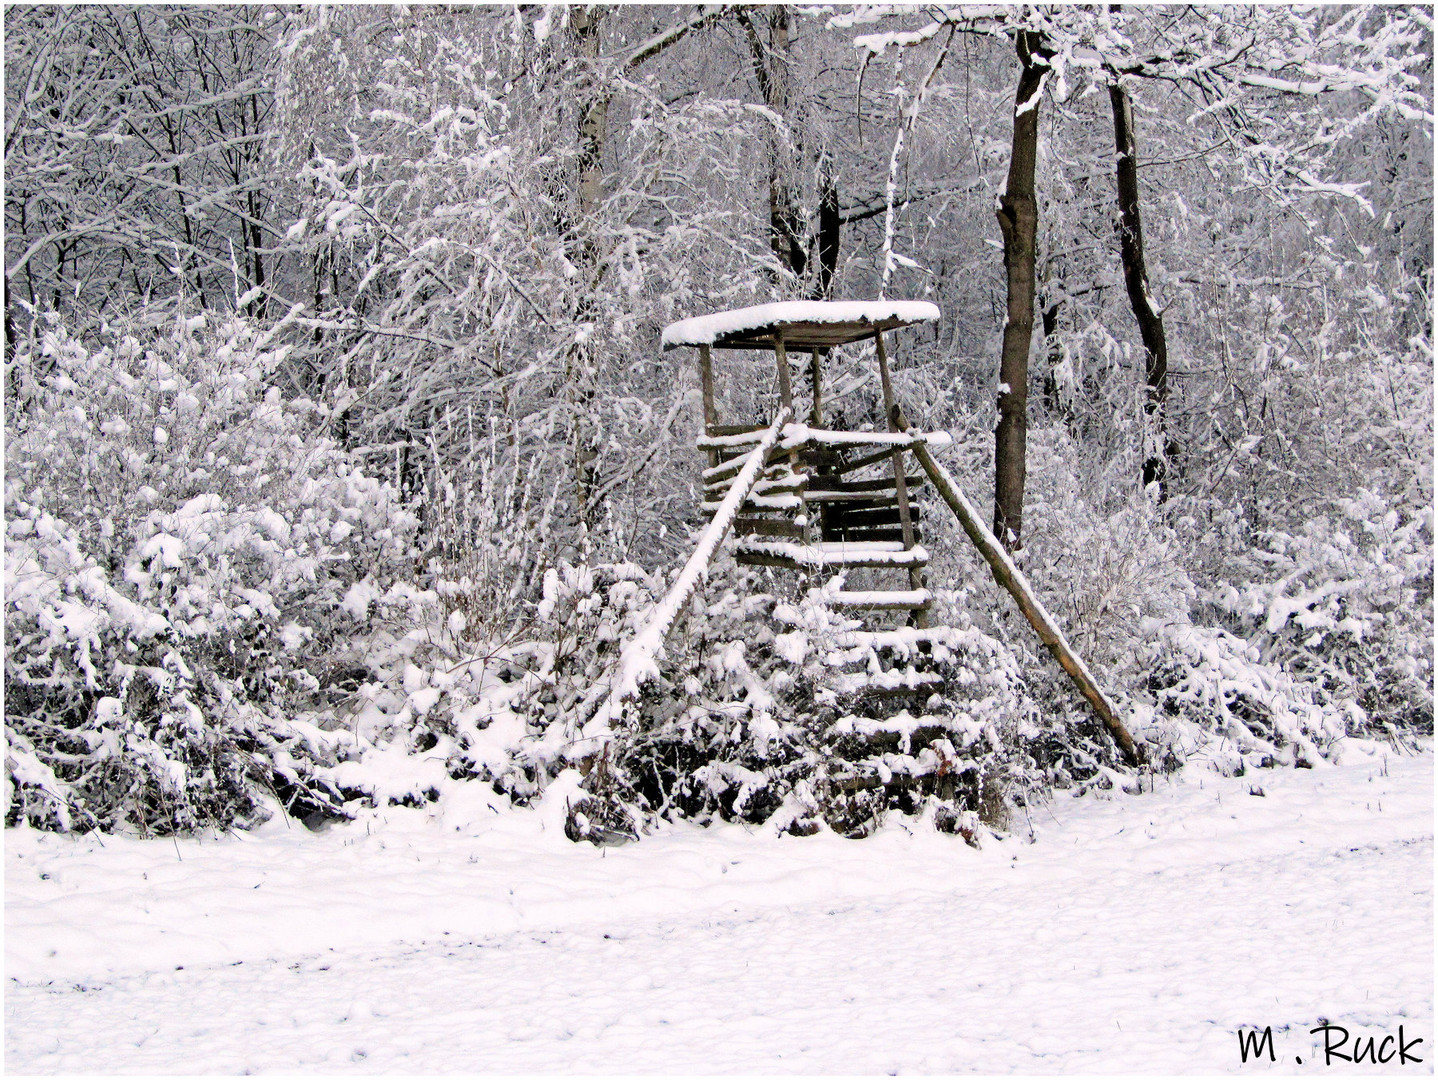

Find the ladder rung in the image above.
[
  {"left": 830, "top": 505, "right": 919, "bottom": 527},
  {"left": 733, "top": 516, "right": 805, "bottom": 539},
  {"left": 701, "top": 446, "right": 789, "bottom": 483},
  {"left": 705, "top": 473, "right": 806, "bottom": 499},
  {"left": 809, "top": 475, "right": 925, "bottom": 493},
  {"left": 705, "top": 423, "right": 767, "bottom": 438},
  {"left": 803, "top": 489, "right": 902, "bottom": 505},
  {"left": 702, "top": 493, "right": 803, "bottom": 513},
  {"left": 733, "top": 539, "right": 928, "bottom": 569},
  {"left": 829, "top": 589, "right": 933, "bottom": 610},
  {"left": 830, "top": 668, "right": 945, "bottom": 694},
  {"left": 822, "top": 527, "right": 921, "bottom": 544}
]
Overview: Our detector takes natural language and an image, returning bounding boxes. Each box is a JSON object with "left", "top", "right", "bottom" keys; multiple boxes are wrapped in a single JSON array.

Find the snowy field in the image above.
[{"left": 6, "top": 742, "right": 1432, "bottom": 1075}]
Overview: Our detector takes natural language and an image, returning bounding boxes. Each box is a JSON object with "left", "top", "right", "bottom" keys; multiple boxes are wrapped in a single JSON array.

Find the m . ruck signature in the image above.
[{"left": 1239, "top": 1023, "right": 1425, "bottom": 1066}]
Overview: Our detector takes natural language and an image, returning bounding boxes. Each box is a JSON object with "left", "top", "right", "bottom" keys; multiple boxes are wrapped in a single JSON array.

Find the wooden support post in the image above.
[
  {"left": 896, "top": 407, "right": 1145, "bottom": 767},
  {"left": 697, "top": 343, "right": 720, "bottom": 469},
  {"left": 874, "top": 332, "right": 928, "bottom": 627},
  {"left": 773, "top": 337, "right": 795, "bottom": 412},
  {"left": 774, "top": 337, "right": 798, "bottom": 469},
  {"left": 809, "top": 347, "right": 823, "bottom": 427},
  {"left": 808, "top": 347, "right": 828, "bottom": 546}
]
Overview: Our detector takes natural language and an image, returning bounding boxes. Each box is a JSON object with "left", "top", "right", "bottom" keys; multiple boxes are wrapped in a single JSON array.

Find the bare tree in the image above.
[
  {"left": 4, "top": 6, "right": 286, "bottom": 326},
  {"left": 738, "top": 6, "right": 808, "bottom": 282},
  {"left": 1107, "top": 77, "right": 1173, "bottom": 496},
  {"left": 993, "top": 29, "right": 1054, "bottom": 551}
]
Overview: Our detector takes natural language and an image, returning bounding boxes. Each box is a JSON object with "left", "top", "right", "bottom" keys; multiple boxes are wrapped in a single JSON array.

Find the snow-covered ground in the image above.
[{"left": 6, "top": 741, "right": 1432, "bottom": 1075}]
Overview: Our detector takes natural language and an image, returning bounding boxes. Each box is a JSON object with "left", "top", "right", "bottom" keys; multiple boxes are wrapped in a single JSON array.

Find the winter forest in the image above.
[
  {"left": 4, "top": 3, "right": 1432, "bottom": 843},
  {"left": 4, "top": 4, "right": 1435, "bottom": 1072}
]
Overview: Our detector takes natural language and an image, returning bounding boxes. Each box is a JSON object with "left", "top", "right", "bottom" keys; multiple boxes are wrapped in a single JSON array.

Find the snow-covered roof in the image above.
[{"left": 661, "top": 300, "right": 940, "bottom": 350}]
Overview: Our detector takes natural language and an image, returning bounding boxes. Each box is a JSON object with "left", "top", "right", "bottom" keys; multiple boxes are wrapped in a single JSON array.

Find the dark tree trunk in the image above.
[
  {"left": 739, "top": 6, "right": 807, "bottom": 280},
  {"left": 993, "top": 30, "right": 1052, "bottom": 551},
  {"left": 811, "top": 150, "right": 840, "bottom": 300},
  {"left": 4, "top": 276, "right": 17, "bottom": 364},
  {"left": 1108, "top": 79, "right": 1174, "bottom": 496}
]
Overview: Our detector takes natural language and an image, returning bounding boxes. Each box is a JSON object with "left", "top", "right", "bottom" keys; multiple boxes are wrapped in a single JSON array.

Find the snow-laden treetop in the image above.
[{"left": 662, "top": 300, "right": 941, "bottom": 350}]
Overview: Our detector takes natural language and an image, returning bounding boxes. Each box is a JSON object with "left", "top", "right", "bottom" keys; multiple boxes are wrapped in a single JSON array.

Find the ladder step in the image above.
[
  {"left": 821, "top": 526, "right": 921, "bottom": 544},
  {"left": 702, "top": 493, "right": 803, "bottom": 513},
  {"left": 830, "top": 668, "right": 945, "bottom": 695},
  {"left": 701, "top": 446, "right": 788, "bottom": 483},
  {"left": 699, "top": 426, "right": 951, "bottom": 452},
  {"left": 704, "top": 423, "right": 767, "bottom": 438},
  {"left": 829, "top": 504, "right": 919, "bottom": 527},
  {"left": 733, "top": 516, "right": 805, "bottom": 539},
  {"left": 803, "top": 489, "right": 903, "bottom": 505},
  {"left": 831, "top": 627, "right": 977, "bottom": 651},
  {"left": 829, "top": 589, "right": 933, "bottom": 611},
  {"left": 790, "top": 428, "right": 951, "bottom": 449},
  {"left": 705, "top": 472, "right": 806, "bottom": 499},
  {"left": 809, "top": 475, "right": 925, "bottom": 493},
  {"left": 733, "top": 539, "right": 929, "bottom": 570}
]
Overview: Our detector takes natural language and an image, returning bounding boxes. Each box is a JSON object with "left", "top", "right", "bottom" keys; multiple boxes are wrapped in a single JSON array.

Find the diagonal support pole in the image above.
[
  {"left": 895, "top": 405, "right": 1145, "bottom": 767},
  {"left": 573, "top": 408, "right": 793, "bottom": 756}
]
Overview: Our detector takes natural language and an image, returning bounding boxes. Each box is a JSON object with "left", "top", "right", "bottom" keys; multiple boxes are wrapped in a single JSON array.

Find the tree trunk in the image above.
[
  {"left": 811, "top": 149, "right": 839, "bottom": 299},
  {"left": 992, "top": 30, "right": 1052, "bottom": 551},
  {"left": 1108, "top": 79, "right": 1174, "bottom": 496},
  {"left": 568, "top": 5, "right": 607, "bottom": 532},
  {"left": 739, "top": 6, "right": 807, "bottom": 279},
  {"left": 4, "top": 275, "right": 17, "bottom": 363}
]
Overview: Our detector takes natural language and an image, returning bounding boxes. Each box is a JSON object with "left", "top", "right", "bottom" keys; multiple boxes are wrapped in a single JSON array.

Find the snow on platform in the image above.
[
  {"left": 662, "top": 300, "right": 940, "bottom": 349},
  {"left": 5, "top": 744, "right": 1432, "bottom": 1074}
]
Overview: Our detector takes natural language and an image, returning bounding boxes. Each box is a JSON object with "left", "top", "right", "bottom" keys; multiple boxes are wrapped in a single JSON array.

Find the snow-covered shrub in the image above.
[
  {"left": 483, "top": 559, "right": 667, "bottom": 804},
  {"left": 495, "top": 553, "right": 1045, "bottom": 840},
  {"left": 420, "top": 433, "right": 565, "bottom": 648},
  {"left": 4, "top": 311, "right": 427, "bottom": 832},
  {"left": 1139, "top": 621, "right": 1357, "bottom": 775},
  {"left": 1205, "top": 489, "right": 1433, "bottom": 733},
  {"left": 960, "top": 418, "right": 1431, "bottom": 781},
  {"left": 1018, "top": 429, "right": 1197, "bottom": 679}
]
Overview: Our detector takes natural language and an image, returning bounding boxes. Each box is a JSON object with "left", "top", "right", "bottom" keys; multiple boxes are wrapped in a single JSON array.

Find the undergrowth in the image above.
[{"left": 5, "top": 311, "right": 1430, "bottom": 840}]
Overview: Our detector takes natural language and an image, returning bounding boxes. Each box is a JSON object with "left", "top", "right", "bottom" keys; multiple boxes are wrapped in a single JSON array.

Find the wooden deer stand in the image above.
[
  {"left": 654, "top": 300, "right": 1143, "bottom": 767},
  {"left": 665, "top": 301, "right": 941, "bottom": 628}
]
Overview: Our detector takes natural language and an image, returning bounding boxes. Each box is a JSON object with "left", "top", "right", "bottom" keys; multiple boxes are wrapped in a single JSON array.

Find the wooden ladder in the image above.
[{"left": 698, "top": 424, "right": 935, "bottom": 627}]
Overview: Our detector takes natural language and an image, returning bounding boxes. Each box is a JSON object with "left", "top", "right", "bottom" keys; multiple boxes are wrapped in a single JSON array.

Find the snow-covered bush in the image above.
[
  {"left": 914, "top": 417, "right": 1429, "bottom": 791},
  {"left": 488, "top": 559, "right": 668, "bottom": 804},
  {"left": 4, "top": 311, "right": 428, "bottom": 832},
  {"left": 1138, "top": 622, "right": 1355, "bottom": 775},
  {"left": 485, "top": 553, "right": 1048, "bottom": 840},
  {"left": 1018, "top": 428, "right": 1197, "bottom": 678},
  {"left": 1205, "top": 489, "right": 1433, "bottom": 733}
]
